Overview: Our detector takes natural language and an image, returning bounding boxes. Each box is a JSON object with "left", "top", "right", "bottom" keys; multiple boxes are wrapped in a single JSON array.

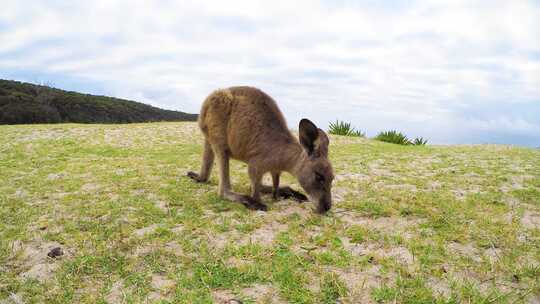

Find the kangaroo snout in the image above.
[
  {"left": 314, "top": 192, "right": 332, "bottom": 214},
  {"left": 316, "top": 200, "right": 331, "bottom": 214}
]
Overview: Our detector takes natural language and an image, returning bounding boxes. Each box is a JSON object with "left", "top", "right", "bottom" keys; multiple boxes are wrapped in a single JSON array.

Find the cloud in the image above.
[{"left": 0, "top": 0, "right": 539, "bottom": 146}]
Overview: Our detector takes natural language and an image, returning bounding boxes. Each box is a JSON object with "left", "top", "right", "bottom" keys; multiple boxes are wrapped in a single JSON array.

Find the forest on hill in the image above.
[{"left": 0, "top": 79, "right": 198, "bottom": 124}]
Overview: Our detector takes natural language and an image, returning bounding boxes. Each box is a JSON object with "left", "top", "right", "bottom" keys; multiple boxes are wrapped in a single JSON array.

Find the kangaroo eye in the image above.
[{"left": 315, "top": 172, "right": 325, "bottom": 183}]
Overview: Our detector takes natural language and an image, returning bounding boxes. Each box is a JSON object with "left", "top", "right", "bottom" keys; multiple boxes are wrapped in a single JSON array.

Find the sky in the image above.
[{"left": 1, "top": 1, "right": 539, "bottom": 146}]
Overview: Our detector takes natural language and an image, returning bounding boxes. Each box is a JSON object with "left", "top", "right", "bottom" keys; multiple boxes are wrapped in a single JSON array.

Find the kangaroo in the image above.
[{"left": 187, "top": 86, "right": 334, "bottom": 213}]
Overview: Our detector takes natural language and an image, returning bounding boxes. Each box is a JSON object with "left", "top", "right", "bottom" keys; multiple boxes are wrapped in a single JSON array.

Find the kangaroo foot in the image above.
[
  {"left": 241, "top": 196, "right": 268, "bottom": 211},
  {"left": 187, "top": 171, "right": 207, "bottom": 183},
  {"left": 276, "top": 187, "right": 308, "bottom": 202}
]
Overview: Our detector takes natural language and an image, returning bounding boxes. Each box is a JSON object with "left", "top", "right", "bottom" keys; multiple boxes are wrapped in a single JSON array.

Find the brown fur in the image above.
[{"left": 187, "top": 86, "right": 334, "bottom": 213}]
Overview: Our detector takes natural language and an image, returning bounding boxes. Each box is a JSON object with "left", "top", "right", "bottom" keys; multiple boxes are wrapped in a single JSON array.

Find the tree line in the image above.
[{"left": 0, "top": 79, "right": 198, "bottom": 124}]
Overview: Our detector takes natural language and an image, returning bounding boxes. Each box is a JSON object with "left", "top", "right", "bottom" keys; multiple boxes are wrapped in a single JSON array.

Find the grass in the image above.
[{"left": 0, "top": 122, "right": 539, "bottom": 303}]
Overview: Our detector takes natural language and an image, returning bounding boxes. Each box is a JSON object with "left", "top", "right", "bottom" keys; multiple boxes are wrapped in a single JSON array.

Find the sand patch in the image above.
[
  {"left": 239, "top": 222, "right": 288, "bottom": 245},
  {"left": 151, "top": 274, "right": 175, "bottom": 291},
  {"left": 132, "top": 245, "right": 156, "bottom": 257},
  {"left": 427, "top": 181, "right": 442, "bottom": 191},
  {"left": 207, "top": 221, "right": 288, "bottom": 249},
  {"left": 21, "top": 263, "right": 59, "bottom": 282},
  {"left": 0, "top": 293, "right": 25, "bottom": 304},
  {"left": 105, "top": 280, "right": 130, "bottom": 304},
  {"left": 500, "top": 175, "right": 533, "bottom": 193},
  {"left": 335, "top": 173, "right": 370, "bottom": 182},
  {"left": 452, "top": 185, "right": 482, "bottom": 200},
  {"left": 46, "top": 173, "right": 65, "bottom": 181},
  {"left": 207, "top": 230, "right": 240, "bottom": 249},
  {"left": 211, "top": 289, "right": 237, "bottom": 304},
  {"left": 130, "top": 189, "right": 145, "bottom": 196},
  {"left": 14, "top": 189, "right": 28, "bottom": 198},
  {"left": 241, "top": 284, "right": 284, "bottom": 303},
  {"left": 272, "top": 200, "right": 312, "bottom": 218},
  {"left": 114, "top": 168, "right": 128, "bottom": 176},
  {"left": 340, "top": 238, "right": 415, "bottom": 265},
  {"left": 521, "top": 210, "right": 540, "bottom": 229},
  {"left": 332, "top": 187, "right": 362, "bottom": 203},
  {"left": 383, "top": 184, "right": 418, "bottom": 192},
  {"left": 133, "top": 224, "right": 160, "bottom": 237},
  {"left": 327, "top": 265, "right": 392, "bottom": 303},
  {"left": 164, "top": 241, "right": 184, "bottom": 256},
  {"left": 483, "top": 247, "right": 501, "bottom": 263},
  {"left": 81, "top": 182, "right": 101, "bottom": 192},
  {"left": 225, "top": 257, "right": 253, "bottom": 268},
  {"left": 211, "top": 284, "right": 284, "bottom": 304},
  {"left": 338, "top": 213, "right": 424, "bottom": 234},
  {"left": 171, "top": 224, "right": 184, "bottom": 234},
  {"left": 447, "top": 242, "right": 481, "bottom": 262},
  {"left": 426, "top": 277, "right": 452, "bottom": 298},
  {"left": 369, "top": 168, "right": 396, "bottom": 177},
  {"left": 15, "top": 240, "right": 67, "bottom": 283},
  {"left": 147, "top": 193, "right": 169, "bottom": 212}
]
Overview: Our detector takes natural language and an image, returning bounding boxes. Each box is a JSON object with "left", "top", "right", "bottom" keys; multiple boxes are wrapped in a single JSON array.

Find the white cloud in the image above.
[{"left": 0, "top": 0, "right": 539, "bottom": 145}]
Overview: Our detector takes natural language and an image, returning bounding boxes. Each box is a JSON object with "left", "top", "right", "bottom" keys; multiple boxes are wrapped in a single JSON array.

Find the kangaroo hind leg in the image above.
[{"left": 214, "top": 146, "right": 267, "bottom": 211}]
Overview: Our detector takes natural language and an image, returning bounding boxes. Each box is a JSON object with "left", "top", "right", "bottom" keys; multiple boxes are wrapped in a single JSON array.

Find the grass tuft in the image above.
[
  {"left": 328, "top": 120, "right": 365, "bottom": 137},
  {"left": 374, "top": 130, "right": 411, "bottom": 145}
]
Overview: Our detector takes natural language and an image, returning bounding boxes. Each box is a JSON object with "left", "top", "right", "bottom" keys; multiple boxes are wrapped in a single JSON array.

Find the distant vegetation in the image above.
[
  {"left": 374, "top": 130, "right": 428, "bottom": 146},
  {"left": 328, "top": 120, "right": 428, "bottom": 146},
  {"left": 328, "top": 120, "right": 365, "bottom": 137},
  {"left": 412, "top": 137, "right": 428, "bottom": 146},
  {"left": 0, "top": 79, "right": 197, "bottom": 124}
]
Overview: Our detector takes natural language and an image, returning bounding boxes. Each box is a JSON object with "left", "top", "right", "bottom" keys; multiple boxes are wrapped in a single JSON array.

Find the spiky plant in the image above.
[
  {"left": 374, "top": 130, "right": 411, "bottom": 145},
  {"left": 328, "top": 120, "right": 365, "bottom": 137},
  {"left": 349, "top": 129, "right": 366, "bottom": 137},
  {"left": 413, "top": 137, "right": 428, "bottom": 146}
]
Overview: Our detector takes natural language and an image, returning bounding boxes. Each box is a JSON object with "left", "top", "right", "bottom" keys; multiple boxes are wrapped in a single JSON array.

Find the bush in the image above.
[
  {"left": 374, "top": 131, "right": 428, "bottom": 146},
  {"left": 328, "top": 120, "right": 365, "bottom": 137},
  {"left": 412, "top": 137, "right": 428, "bottom": 146},
  {"left": 374, "top": 130, "right": 411, "bottom": 145}
]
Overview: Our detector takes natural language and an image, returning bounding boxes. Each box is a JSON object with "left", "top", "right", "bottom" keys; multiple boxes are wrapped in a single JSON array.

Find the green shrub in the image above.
[
  {"left": 328, "top": 120, "right": 365, "bottom": 137},
  {"left": 374, "top": 130, "right": 411, "bottom": 145},
  {"left": 374, "top": 131, "right": 429, "bottom": 146},
  {"left": 412, "top": 137, "right": 428, "bottom": 145}
]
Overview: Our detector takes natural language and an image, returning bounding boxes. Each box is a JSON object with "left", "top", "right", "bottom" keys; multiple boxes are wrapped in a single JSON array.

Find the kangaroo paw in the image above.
[
  {"left": 290, "top": 190, "right": 308, "bottom": 202},
  {"left": 279, "top": 187, "right": 308, "bottom": 202},
  {"left": 187, "top": 171, "right": 205, "bottom": 183},
  {"left": 242, "top": 196, "right": 268, "bottom": 211}
]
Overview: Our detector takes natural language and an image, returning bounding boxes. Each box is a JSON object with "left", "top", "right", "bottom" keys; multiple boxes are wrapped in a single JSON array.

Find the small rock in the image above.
[{"left": 47, "top": 247, "right": 63, "bottom": 258}]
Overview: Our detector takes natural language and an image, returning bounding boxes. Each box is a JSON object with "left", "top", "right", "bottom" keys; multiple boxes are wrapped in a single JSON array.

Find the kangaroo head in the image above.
[{"left": 296, "top": 119, "right": 334, "bottom": 214}]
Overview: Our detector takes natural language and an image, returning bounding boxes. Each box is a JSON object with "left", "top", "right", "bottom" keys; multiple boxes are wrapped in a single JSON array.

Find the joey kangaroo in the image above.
[{"left": 187, "top": 86, "right": 334, "bottom": 213}]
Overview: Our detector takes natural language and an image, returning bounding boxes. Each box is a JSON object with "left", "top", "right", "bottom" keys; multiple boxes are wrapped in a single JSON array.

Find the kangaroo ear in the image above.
[
  {"left": 299, "top": 118, "right": 319, "bottom": 155},
  {"left": 316, "top": 128, "right": 329, "bottom": 157}
]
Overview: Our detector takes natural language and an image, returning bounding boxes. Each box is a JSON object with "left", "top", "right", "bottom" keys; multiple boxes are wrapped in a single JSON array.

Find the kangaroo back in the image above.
[{"left": 199, "top": 86, "right": 295, "bottom": 162}]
